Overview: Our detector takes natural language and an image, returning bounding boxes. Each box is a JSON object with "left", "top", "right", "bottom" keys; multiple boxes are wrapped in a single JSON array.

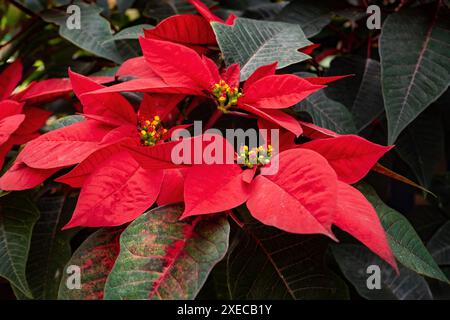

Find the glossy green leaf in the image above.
[
  {"left": 380, "top": 6, "right": 450, "bottom": 144},
  {"left": 218, "top": 210, "right": 349, "bottom": 299},
  {"left": 41, "top": 1, "right": 123, "bottom": 63},
  {"left": 104, "top": 205, "right": 229, "bottom": 300},
  {"left": 294, "top": 90, "right": 356, "bottom": 134},
  {"left": 396, "top": 107, "right": 445, "bottom": 187},
  {"left": 357, "top": 183, "right": 448, "bottom": 283},
  {"left": 25, "top": 195, "right": 73, "bottom": 299},
  {"left": 427, "top": 221, "right": 450, "bottom": 266},
  {"left": 277, "top": 0, "right": 366, "bottom": 38},
  {"left": 0, "top": 193, "right": 39, "bottom": 298},
  {"left": 212, "top": 18, "right": 312, "bottom": 81},
  {"left": 332, "top": 244, "right": 433, "bottom": 300}
]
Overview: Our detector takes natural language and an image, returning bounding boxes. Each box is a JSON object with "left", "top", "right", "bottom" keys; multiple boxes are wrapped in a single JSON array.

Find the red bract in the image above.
[
  {"left": 0, "top": 60, "right": 89, "bottom": 169},
  {"left": 179, "top": 134, "right": 396, "bottom": 270},
  {"left": 91, "top": 38, "right": 329, "bottom": 135},
  {"left": 143, "top": 0, "right": 235, "bottom": 54},
  {"left": 0, "top": 70, "right": 184, "bottom": 228}
]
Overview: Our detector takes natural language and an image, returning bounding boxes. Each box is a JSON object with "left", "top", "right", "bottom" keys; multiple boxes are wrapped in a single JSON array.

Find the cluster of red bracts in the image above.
[{"left": 0, "top": 0, "right": 398, "bottom": 270}]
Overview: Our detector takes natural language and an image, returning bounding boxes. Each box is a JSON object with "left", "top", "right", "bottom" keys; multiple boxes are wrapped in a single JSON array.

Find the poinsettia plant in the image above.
[{"left": 0, "top": 0, "right": 449, "bottom": 301}]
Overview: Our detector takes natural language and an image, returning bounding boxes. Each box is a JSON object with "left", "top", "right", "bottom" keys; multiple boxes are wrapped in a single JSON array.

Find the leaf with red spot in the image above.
[
  {"left": 301, "top": 135, "right": 393, "bottom": 184},
  {"left": 182, "top": 164, "right": 250, "bottom": 218},
  {"left": 334, "top": 182, "right": 397, "bottom": 271},
  {"left": 0, "top": 59, "right": 22, "bottom": 100},
  {"left": 144, "top": 14, "right": 217, "bottom": 46},
  {"left": 58, "top": 227, "right": 123, "bottom": 300},
  {"left": 240, "top": 74, "right": 324, "bottom": 109},
  {"left": 20, "top": 120, "right": 111, "bottom": 169},
  {"left": 63, "top": 151, "right": 163, "bottom": 228},
  {"left": 104, "top": 205, "right": 229, "bottom": 300},
  {"left": 247, "top": 148, "right": 338, "bottom": 238}
]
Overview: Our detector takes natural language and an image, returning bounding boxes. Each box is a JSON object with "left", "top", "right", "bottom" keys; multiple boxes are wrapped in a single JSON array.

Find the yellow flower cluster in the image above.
[
  {"left": 139, "top": 115, "right": 167, "bottom": 146},
  {"left": 237, "top": 145, "right": 273, "bottom": 168},
  {"left": 212, "top": 80, "right": 242, "bottom": 112}
]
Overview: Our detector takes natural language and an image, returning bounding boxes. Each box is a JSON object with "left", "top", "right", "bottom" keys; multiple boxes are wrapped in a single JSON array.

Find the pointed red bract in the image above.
[
  {"left": 239, "top": 74, "right": 324, "bottom": 109},
  {"left": 243, "top": 62, "right": 277, "bottom": 91},
  {"left": 69, "top": 70, "right": 137, "bottom": 125},
  {"left": 247, "top": 149, "right": 338, "bottom": 237},
  {"left": 304, "top": 74, "right": 353, "bottom": 85},
  {"left": 334, "top": 182, "right": 398, "bottom": 270},
  {"left": 20, "top": 120, "right": 111, "bottom": 169},
  {"left": 239, "top": 104, "right": 303, "bottom": 136},
  {"left": 116, "top": 57, "right": 162, "bottom": 80},
  {"left": 182, "top": 164, "right": 250, "bottom": 218},
  {"left": 139, "top": 37, "right": 213, "bottom": 90},
  {"left": 139, "top": 94, "right": 185, "bottom": 123},
  {"left": 63, "top": 151, "right": 163, "bottom": 228},
  {"left": 187, "top": 0, "right": 223, "bottom": 23},
  {"left": 157, "top": 168, "right": 186, "bottom": 206},
  {"left": 0, "top": 114, "right": 26, "bottom": 145},
  {"left": 144, "top": 14, "right": 217, "bottom": 46},
  {"left": 0, "top": 60, "right": 22, "bottom": 100},
  {"left": 301, "top": 135, "right": 393, "bottom": 184},
  {"left": 0, "top": 161, "right": 59, "bottom": 191}
]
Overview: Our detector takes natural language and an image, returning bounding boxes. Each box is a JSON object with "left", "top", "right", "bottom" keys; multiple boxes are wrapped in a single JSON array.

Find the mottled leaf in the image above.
[
  {"left": 58, "top": 227, "right": 123, "bottom": 300},
  {"left": 104, "top": 205, "right": 229, "bottom": 300}
]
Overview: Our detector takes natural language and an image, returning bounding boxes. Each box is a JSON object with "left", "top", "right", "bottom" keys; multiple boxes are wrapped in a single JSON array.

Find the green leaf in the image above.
[
  {"left": 58, "top": 227, "right": 123, "bottom": 300},
  {"left": 41, "top": 1, "right": 123, "bottom": 63},
  {"left": 219, "top": 209, "right": 349, "bottom": 299},
  {"left": 276, "top": 0, "right": 366, "bottom": 38},
  {"left": 25, "top": 195, "right": 73, "bottom": 299},
  {"left": 104, "top": 205, "right": 229, "bottom": 300},
  {"left": 212, "top": 18, "right": 312, "bottom": 81},
  {"left": 332, "top": 244, "right": 433, "bottom": 300},
  {"left": 357, "top": 183, "right": 448, "bottom": 283},
  {"left": 395, "top": 107, "right": 445, "bottom": 187},
  {"left": 108, "top": 24, "right": 153, "bottom": 41},
  {"left": 325, "top": 56, "right": 384, "bottom": 132},
  {"left": 294, "top": 90, "right": 356, "bottom": 134},
  {"left": 380, "top": 6, "right": 450, "bottom": 144},
  {"left": 427, "top": 221, "right": 450, "bottom": 266},
  {"left": 143, "top": 0, "right": 217, "bottom": 21},
  {"left": 45, "top": 115, "right": 85, "bottom": 132},
  {"left": 117, "top": 0, "right": 136, "bottom": 12},
  {"left": 0, "top": 193, "right": 40, "bottom": 298}
]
